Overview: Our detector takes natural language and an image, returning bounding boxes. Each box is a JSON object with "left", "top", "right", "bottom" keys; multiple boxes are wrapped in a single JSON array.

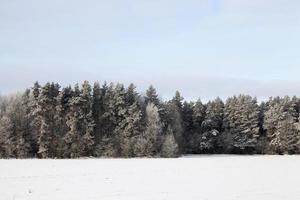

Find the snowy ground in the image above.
[{"left": 1, "top": 155, "right": 300, "bottom": 200}]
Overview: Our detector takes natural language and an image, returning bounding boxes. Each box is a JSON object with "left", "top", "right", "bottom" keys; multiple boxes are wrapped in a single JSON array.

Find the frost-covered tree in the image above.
[
  {"left": 145, "top": 85, "right": 160, "bottom": 107},
  {"left": 36, "top": 83, "right": 60, "bottom": 158},
  {"left": 92, "top": 82, "right": 105, "bottom": 147},
  {"left": 264, "top": 97, "right": 300, "bottom": 154},
  {"left": 3, "top": 80, "right": 300, "bottom": 158},
  {"left": 28, "top": 82, "right": 41, "bottom": 156},
  {"left": 114, "top": 84, "right": 142, "bottom": 157},
  {"left": 64, "top": 82, "right": 95, "bottom": 158},
  {"left": 0, "top": 115, "right": 13, "bottom": 158},
  {"left": 166, "top": 91, "right": 184, "bottom": 153},
  {"left": 55, "top": 86, "right": 73, "bottom": 157},
  {"left": 145, "top": 85, "right": 167, "bottom": 129},
  {"left": 200, "top": 97, "right": 224, "bottom": 153},
  {"left": 191, "top": 100, "right": 207, "bottom": 153},
  {"left": 161, "top": 126, "right": 179, "bottom": 158},
  {"left": 134, "top": 102, "right": 162, "bottom": 157},
  {"left": 13, "top": 92, "right": 31, "bottom": 158},
  {"left": 0, "top": 94, "right": 31, "bottom": 158},
  {"left": 223, "top": 95, "right": 260, "bottom": 154}
]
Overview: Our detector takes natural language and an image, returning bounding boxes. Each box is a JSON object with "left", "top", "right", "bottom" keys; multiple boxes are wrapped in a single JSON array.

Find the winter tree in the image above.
[
  {"left": 223, "top": 95, "right": 260, "bottom": 154},
  {"left": 134, "top": 102, "right": 162, "bottom": 157},
  {"left": 161, "top": 126, "right": 179, "bottom": 158},
  {"left": 264, "top": 97, "right": 299, "bottom": 154}
]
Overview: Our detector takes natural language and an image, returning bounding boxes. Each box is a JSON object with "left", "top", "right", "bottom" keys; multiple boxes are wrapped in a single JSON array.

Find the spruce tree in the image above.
[
  {"left": 166, "top": 91, "right": 184, "bottom": 153},
  {"left": 145, "top": 85, "right": 160, "bottom": 107},
  {"left": 181, "top": 101, "right": 195, "bottom": 153}
]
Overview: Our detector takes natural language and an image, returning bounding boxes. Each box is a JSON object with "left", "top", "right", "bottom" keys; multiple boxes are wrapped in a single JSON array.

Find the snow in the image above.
[{"left": 1, "top": 155, "right": 300, "bottom": 200}]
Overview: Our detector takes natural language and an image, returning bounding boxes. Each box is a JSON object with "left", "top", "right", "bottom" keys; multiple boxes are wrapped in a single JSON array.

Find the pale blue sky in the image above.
[{"left": 1, "top": 0, "right": 300, "bottom": 101}]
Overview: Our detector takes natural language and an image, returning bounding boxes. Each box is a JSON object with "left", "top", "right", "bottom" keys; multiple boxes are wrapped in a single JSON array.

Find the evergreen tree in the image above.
[
  {"left": 200, "top": 98, "right": 224, "bottom": 153},
  {"left": 64, "top": 82, "right": 95, "bottom": 158},
  {"left": 36, "top": 83, "right": 60, "bottom": 158},
  {"left": 145, "top": 85, "right": 167, "bottom": 128},
  {"left": 28, "top": 82, "right": 41, "bottom": 156},
  {"left": 115, "top": 84, "right": 142, "bottom": 157},
  {"left": 181, "top": 101, "right": 195, "bottom": 153},
  {"left": 95, "top": 83, "right": 118, "bottom": 156},
  {"left": 223, "top": 95, "right": 260, "bottom": 154},
  {"left": 145, "top": 85, "right": 160, "bottom": 107},
  {"left": 166, "top": 91, "right": 184, "bottom": 153},
  {"left": 264, "top": 97, "right": 299, "bottom": 154},
  {"left": 92, "top": 82, "right": 105, "bottom": 147},
  {"left": 3, "top": 80, "right": 300, "bottom": 158},
  {"left": 55, "top": 86, "right": 73, "bottom": 158},
  {"left": 191, "top": 99, "right": 207, "bottom": 153}
]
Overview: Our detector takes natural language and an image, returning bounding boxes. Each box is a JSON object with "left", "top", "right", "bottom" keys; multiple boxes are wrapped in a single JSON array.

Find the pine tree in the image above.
[
  {"left": 223, "top": 95, "right": 260, "bottom": 154},
  {"left": 55, "top": 86, "right": 73, "bottom": 158},
  {"left": 191, "top": 99, "right": 206, "bottom": 153},
  {"left": 264, "top": 97, "right": 299, "bottom": 154},
  {"left": 28, "top": 82, "right": 41, "bottom": 156},
  {"left": 166, "top": 91, "right": 184, "bottom": 153},
  {"left": 200, "top": 97, "right": 224, "bottom": 153},
  {"left": 19, "top": 89, "right": 34, "bottom": 157},
  {"left": 92, "top": 82, "right": 105, "bottom": 147},
  {"left": 115, "top": 84, "right": 142, "bottom": 157},
  {"left": 64, "top": 82, "right": 95, "bottom": 158},
  {"left": 80, "top": 81, "right": 95, "bottom": 156},
  {"left": 95, "top": 83, "right": 117, "bottom": 157},
  {"left": 181, "top": 101, "right": 195, "bottom": 153},
  {"left": 36, "top": 83, "right": 60, "bottom": 158}
]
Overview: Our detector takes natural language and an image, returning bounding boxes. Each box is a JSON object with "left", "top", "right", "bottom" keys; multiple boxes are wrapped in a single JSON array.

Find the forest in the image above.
[{"left": 0, "top": 81, "right": 300, "bottom": 158}]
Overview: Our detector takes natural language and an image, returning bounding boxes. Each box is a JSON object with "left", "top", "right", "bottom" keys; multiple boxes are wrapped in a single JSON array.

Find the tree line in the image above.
[{"left": 1, "top": 81, "right": 300, "bottom": 158}]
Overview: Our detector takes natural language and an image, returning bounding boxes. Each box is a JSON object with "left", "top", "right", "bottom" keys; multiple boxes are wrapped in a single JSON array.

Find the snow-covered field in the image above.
[{"left": 1, "top": 155, "right": 300, "bottom": 200}]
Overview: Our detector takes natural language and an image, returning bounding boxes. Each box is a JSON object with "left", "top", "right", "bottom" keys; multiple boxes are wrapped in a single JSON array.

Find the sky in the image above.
[{"left": 1, "top": 0, "right": 300, "bottom": 101}]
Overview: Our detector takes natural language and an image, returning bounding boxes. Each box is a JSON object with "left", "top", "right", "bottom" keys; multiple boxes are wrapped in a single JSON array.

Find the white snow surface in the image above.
[{"left": 1, "top": 155, "right": 300, "bottom": 200}]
